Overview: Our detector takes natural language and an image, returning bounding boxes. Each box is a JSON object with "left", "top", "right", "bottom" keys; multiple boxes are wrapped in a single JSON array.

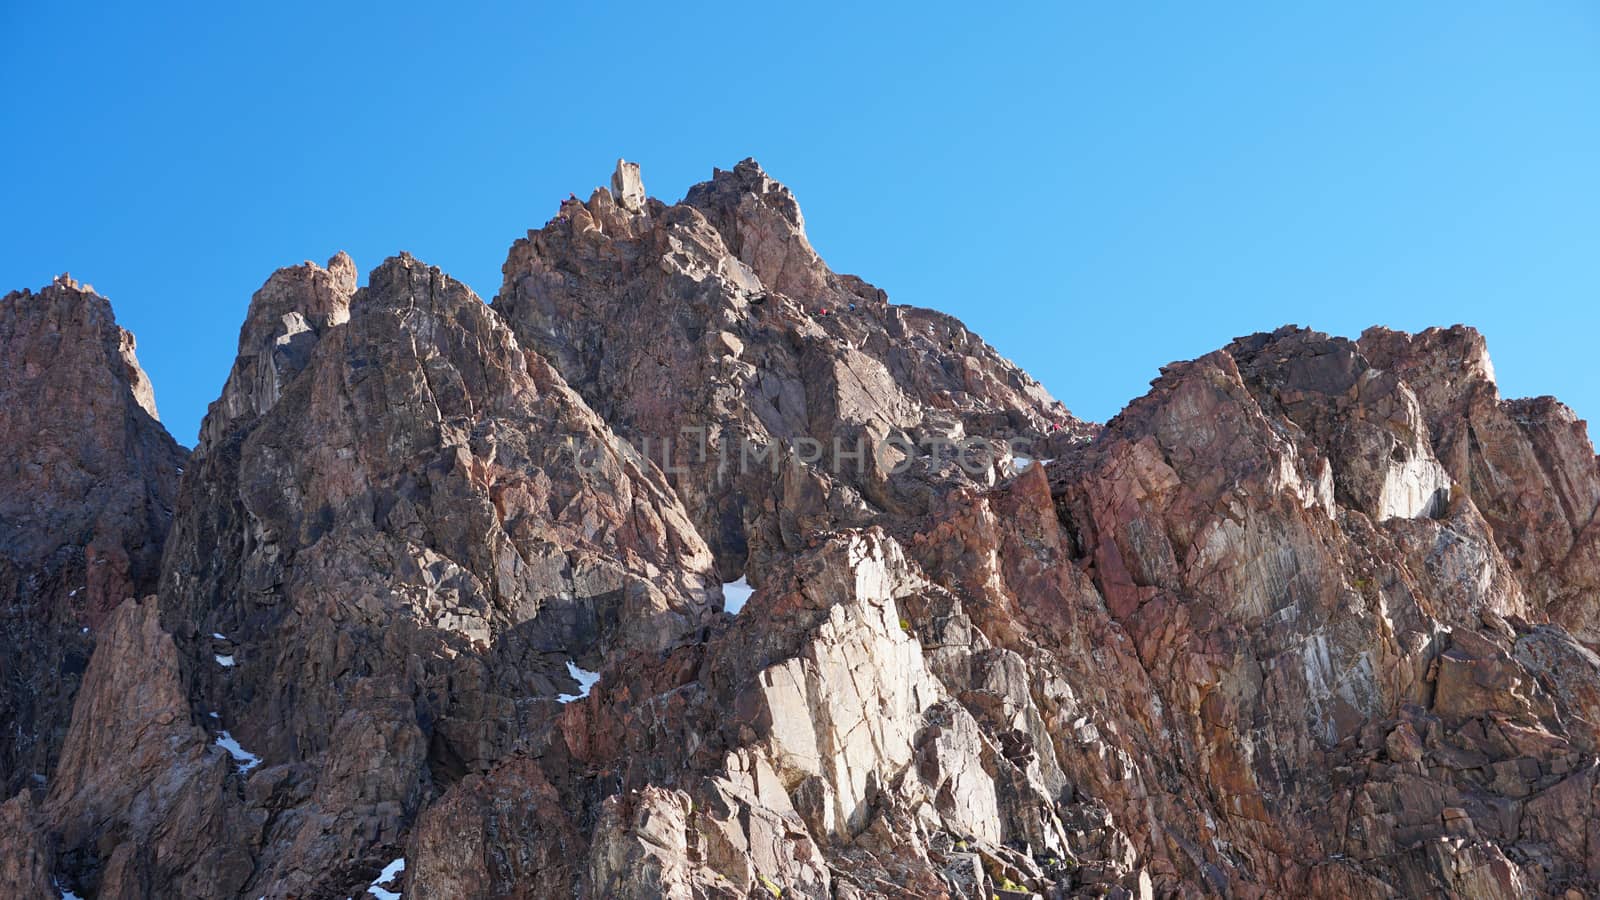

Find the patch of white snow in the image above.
[
  {"left": 215, "top": 731, "right": 262, "bottom": 772},
  {"left": 1008, "top": 455, "right": 1058, "bottom": 476},
  {"left": 557, "top": 661, "right": 600, "bottom": 703},
  {"left": 215, "top": 654, "right": 235, "bottom": 667},
  {"left": 367, "top": 856, "right": 405, "bottom": 899},
  {"left": 722, "top": 577, "right": 755, "bottom": 614}
]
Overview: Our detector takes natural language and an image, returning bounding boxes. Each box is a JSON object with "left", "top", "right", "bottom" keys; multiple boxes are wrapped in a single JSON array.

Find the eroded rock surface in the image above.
[
  {"left": 45, "top": 597, "right": 255, "bottom": 899},
  {"left": 4, "top": 161, "right": 1598, "bottom": 898},
  {"left": 0, "top": 276, "right": 186, "bottom": 800},
  {"left": 143, "top": 252, "right": 719, "bottom": 897},
  {"left": 495, "top": 158, "right": 1091, "bottom": 580},
  {"left": 1362, "top": 325, "right": 1600, "bottom": 645},
  {"left": 0, "top": 791, "right": 53, "bottom": 898}
]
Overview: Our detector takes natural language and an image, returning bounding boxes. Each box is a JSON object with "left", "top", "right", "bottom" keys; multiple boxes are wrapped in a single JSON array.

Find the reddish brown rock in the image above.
[
  {"left": 5, "top": 164, "right": 1600, "bottom": 899},
  {"left": 1039, "top": 325, "right": 1600, "bottom": 895},
  {"left": 0, "top": 791, "right": 53, "bottom": 898},
  {"left": 45, "top": 597, "right": 256, "bottom": 899},
  {"left": 407, "top": 756, "right": 582, "bottom": 899},
  {"left": 144, "top": 252, "right": 717, "bottom": 896},
  {"left": 198, "top": 251, "right": 356, "bottom": 448},
  {"left": 495, "top": 158, "right": 1091, "bottom": 579},
  {"left": 0, "top": 276, "right": 186, "bottom": 799},
  {"left": 1361, "top": 325, "right": 1600, "bottom": 646}
]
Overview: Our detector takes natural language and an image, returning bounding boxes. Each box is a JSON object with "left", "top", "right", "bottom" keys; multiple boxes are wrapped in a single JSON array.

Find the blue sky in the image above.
[{"left": 3, "top": 2, "right": 1596, "bottom": 446}]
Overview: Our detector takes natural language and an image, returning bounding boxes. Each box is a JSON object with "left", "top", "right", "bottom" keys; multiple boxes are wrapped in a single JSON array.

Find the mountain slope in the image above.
[
  {"left": 494, "top": 160, "right": 1091, "bottom": 580},
  {"left": 0, "top": 161, "right": 1597, "bottom": 898},
  {"left": 0, "top": 276, "right": 187, "bottom": 801}
]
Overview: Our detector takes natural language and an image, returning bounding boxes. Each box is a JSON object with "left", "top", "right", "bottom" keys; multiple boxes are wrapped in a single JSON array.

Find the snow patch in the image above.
[
  {"left": 1008, "top": 456, "right": 1053, "bottom": 475},
  {"left": 367, "top": 857, "right": 405, "bottom": 899},
  {"left": 55, "top": 879, "right": 83, "bottom": 900},
  {"left": 722, "top": 577, "right": 755, "bottom": 614},
  {"left": 215, "top": 654, "right": 235, "bottom": 667},
  {"left": 212, "top": 632, "right": 228, "bottom": 640},
  {"left": 216, "top": 731, "right": 262, "bottom": 772},
  {"left": 557, "top": 661, "right": 600, "bottom": 703}
]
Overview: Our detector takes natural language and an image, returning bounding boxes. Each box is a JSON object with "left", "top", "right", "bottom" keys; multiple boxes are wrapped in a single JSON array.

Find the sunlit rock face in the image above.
[
  {"left": 4, "top": 161, "right": 1600, "bottom": 898},
  {"left": 494, "top": 158, "right": 1093, "bottom": 581},
  {"left": 197, "top": 252, "right": 356, "bottom": 450},
  {"left": 1362, "top": 325, "right": 1600, "bottom": 646},
  {"left": 127, "top": 251, "right": 719, "bottom": 897}
]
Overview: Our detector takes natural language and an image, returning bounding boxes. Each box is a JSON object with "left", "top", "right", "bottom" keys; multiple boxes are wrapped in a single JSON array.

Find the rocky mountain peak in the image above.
[
  {"left": 0, "top": 276, "right": 186, "bottom": 803},
  {"left": 609, "top": 158, "right": 647, "bottom": 213},
  {"left": 1359, "top": 323, "right": 1501, "bottom": 420},
  {"left": 679, "top": 156, "right": 825, "bottom": 298},
  {"left": 197, "top": 251, "right": 357, "bottom": 452},
  {"left": 6, "top": 277, "right": 161, "bottom": 421},
  {"left": 4, "top": 161, "right": 1600, "bottom": 898},
  {"left": 497, "top": 159, "right": 1088, "bottom": 578}
]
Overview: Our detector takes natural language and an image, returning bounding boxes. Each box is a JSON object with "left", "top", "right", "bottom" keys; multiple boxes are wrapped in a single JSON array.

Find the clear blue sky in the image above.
[{"left": 3, "top": 2, "right": 1597, "bottom": 446}]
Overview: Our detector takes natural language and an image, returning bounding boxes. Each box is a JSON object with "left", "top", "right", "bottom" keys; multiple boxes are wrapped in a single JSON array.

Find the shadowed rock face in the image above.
[
  {"left": 5, "top": 161, "right": 1600, "bottom": 899},
  {"left": 0, "top": 276, "right": 187, "bottom": 799},
  {"left": 45, "top": 597, "right": 256, "bottom": 898}
]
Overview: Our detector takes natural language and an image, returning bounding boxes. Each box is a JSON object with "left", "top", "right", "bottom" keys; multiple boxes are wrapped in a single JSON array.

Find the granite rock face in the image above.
[
  {"left": 145, "top": 252, "right": 716, "bottom": 897},
  {"left": 1045, "top": 334, "right": 1599, "bottom": 895},
  {"left": 45, "top": 597, "right": 257, "bottom": 899},
  {"left": 3, "top": 161, "right": 1599, "bottom": 898},
  {"left": 495, "top": 158, "right": 1091, "bottom": 580},
  {"left": 0, "top": 276, "right": 187, "bottom": 800},
  {"left": 1361, "top": 326, "right": 1600, "bottom": 646}
]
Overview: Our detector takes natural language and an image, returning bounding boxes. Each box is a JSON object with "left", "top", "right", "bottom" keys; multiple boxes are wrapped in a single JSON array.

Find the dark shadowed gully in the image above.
[{"left": 2, "top": 161, "right": 1598, "bottom": 899}]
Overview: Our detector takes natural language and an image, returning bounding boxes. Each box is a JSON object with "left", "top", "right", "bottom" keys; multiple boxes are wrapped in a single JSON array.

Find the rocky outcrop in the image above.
[
  {"left": 0, "top": 791, "right": 53, "bottom": 898},
  {"left": 408, "top": 530, "right": 1092, "bottom": 898},
  {"left": 132, "top": 252, "right": 717, "bottom": 897},
  {"left": 5, "top": 160, "right": 1599, "bottom": 898},
  {"left": 45, "top": 597, "right": 256, "bottom": 899},
  {"left": 1042, "top": 327, "right": 1600, "bottom": 895},
  {"left": 198, "top": 250, "right": 357, "bottom": 448},
  {"left": 495, "top": 158, "right": 1090, "bottom": 580},
  {"left": 0, "top": 276, "right": 186, "bottom": 800},
  {"left": 1361, "top": 326, "right": 1600, "bottom": 646}
]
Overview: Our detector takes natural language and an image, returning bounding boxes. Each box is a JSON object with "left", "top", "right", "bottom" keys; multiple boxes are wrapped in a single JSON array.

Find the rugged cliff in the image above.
[
  {"left": 494, "top": 159, "right": 1090, "bottom": 580},
  {"left": 2, "top": 160, "right": 1597, "bottom": 899},
  {"left": 0, "top": 277, "right": 186, "bottom": 804}
]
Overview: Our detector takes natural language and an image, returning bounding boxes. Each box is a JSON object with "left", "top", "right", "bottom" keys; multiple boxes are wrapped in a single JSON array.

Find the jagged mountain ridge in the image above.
[
  {"left": 495, "top": 159, "right": 1092, "bottom": 579},
  {"left": 0, "top": 159, "right": 1597, "bottom": 899}
]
